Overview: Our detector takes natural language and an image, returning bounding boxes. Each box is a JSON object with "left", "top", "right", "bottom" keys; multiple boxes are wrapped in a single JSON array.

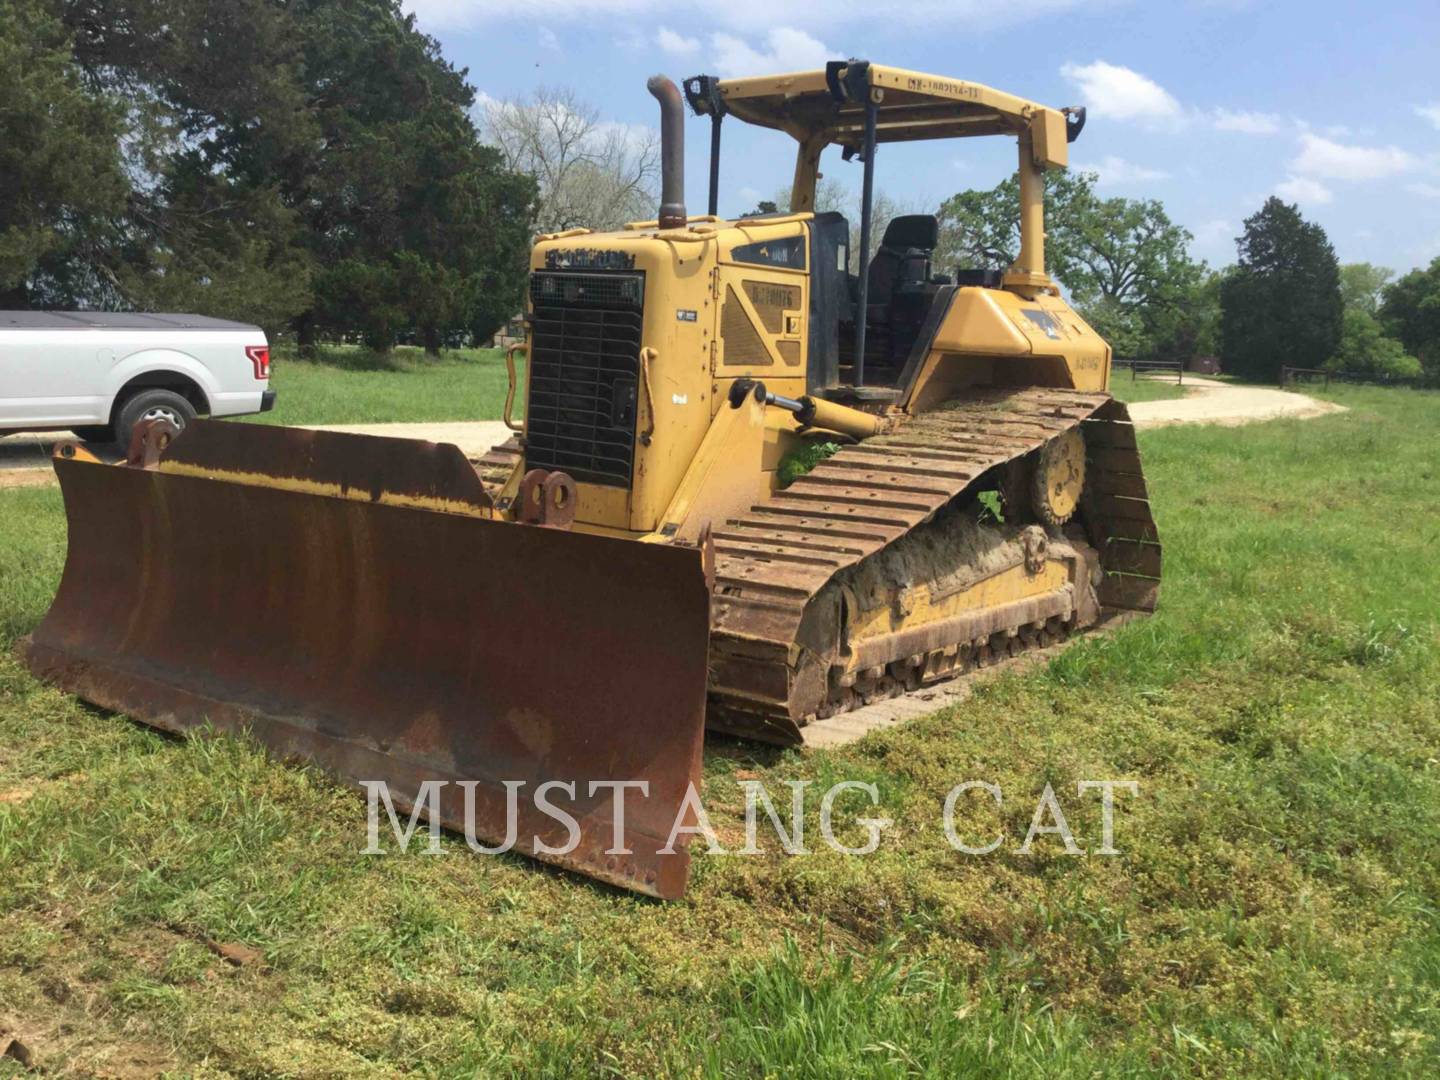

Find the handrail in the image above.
[
  {"left": 504, "top": 343, "right": 527, "bottom": 432},
  {"left": 638, "top": 347, "right": 658, "bottom": 446}
]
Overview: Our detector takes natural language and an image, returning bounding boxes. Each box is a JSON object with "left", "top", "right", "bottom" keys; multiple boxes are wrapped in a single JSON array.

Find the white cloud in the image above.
[
  {"left": 613, "top": 26, "right": 648, "bottom": 50},
  {"left": 538, "top": 26, "right": 561, "bottom": 51},
  {"left": 657, "top": 27, "right": 699, "bottom": 55},
  {"left": 1291, "top": 133, "right": 1414, "bottom": 181},
  {"left": 1408, "top": 182, "right": 1440, "bottom": 199},
  {"left": 1059, "top": 60, "right": 1183, "bottom": 125},
  {"left": 1293, "top": 119, "right": 1361, "bottom": 139},
  {"left": 1414, "top": 103, "right": 1440, "bottom": 130},
  {"left": 709, "top": 27, "right": 831, "bottom": 78},
  {"left": 1275, "top": 176, "right": 1333, "bottom": 205},
  {"left": 405, "top": 0, "right": 652, "bottom": 30},
  {"left": 1192, "top": 218, "right": 1234, "bottom": 244},
  {"left": 1211, "top": 108, "right": 1282, "bottom": 135},
  {"left": 1078, "top": 155, "right": 1170, "bottom": 186},
  {"left": 406, "top": 0, "right": 1089, "bottom": 33},
  {"left": 712, "top": 0, "right": 1086, "bottom": 30}
]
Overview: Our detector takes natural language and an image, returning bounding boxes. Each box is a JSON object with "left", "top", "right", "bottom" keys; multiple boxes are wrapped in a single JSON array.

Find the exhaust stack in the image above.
[{"left": 647, "top": 75, "right": 686, "bottom": 228}]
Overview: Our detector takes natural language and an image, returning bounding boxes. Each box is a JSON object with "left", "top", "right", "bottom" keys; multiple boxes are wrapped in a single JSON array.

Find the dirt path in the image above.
[
  {"left": 0, "top": 433, "right": 111, "bottom": 488},
  {"left": 1125, "top": 375, "right": 1345, "bottom": 428},
  {"left": 310, "top": 379, "right": 1346, "bottom": 449},
  {"left": 296, "top": 420, "right": 515, "bottom": 459},
  {"left": 0, "top": 378, "right": 1341, "bottom": 488}
]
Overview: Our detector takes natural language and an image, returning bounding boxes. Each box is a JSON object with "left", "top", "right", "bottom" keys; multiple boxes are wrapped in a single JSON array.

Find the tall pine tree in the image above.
[
  {"left": 0, "top": 0, "right": 127, "bottom": 307},
  {"left": 1220, "top": 197, "right": 1342, "bottom": 381}
]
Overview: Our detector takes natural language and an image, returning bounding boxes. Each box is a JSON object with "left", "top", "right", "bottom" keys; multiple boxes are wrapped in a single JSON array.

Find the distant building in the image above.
[
  {"left": 1188, "top": 354, "right": 1221, "bottom": 375},
  {"left": 490, "top": 315, "right": 525, "bottom": 348}
]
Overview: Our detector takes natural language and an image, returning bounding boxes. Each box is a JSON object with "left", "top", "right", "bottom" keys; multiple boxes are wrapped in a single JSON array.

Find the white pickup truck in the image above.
[{"left": 0, "top": 311, "right": 275, "bottom": 447}]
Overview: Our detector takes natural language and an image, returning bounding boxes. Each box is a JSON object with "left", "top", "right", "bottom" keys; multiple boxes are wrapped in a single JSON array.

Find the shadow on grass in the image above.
[{"left": 703, "top": 732, "right": 792, "bottom": 770}]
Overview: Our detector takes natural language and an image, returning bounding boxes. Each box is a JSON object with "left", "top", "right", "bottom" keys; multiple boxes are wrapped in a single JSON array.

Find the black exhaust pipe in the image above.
[{"left": 647, "top": 75, "right": 686, "bottom": 229}]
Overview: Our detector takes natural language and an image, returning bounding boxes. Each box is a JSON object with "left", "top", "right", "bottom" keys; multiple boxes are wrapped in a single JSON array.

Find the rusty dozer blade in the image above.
[{"left": 19, "top": 421, "right": 712, "bottom": 899}]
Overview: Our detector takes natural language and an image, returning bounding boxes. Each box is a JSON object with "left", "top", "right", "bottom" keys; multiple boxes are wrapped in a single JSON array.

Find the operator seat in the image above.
[{"left": 866, "top": 214, "right": 939, "bottom": 325}]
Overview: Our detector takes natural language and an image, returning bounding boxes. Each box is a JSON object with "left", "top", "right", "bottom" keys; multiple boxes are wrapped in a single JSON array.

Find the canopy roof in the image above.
[{"left": 688, "top": 61, "right": 1077, "bottom": 168}]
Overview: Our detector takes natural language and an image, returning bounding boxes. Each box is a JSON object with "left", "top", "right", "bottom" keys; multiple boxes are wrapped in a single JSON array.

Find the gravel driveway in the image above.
[
  {"left": 0, "top": 377, "right": 1344, "bottom": 486},
  {"left": 1125, "top": 375, "right": 1345, "bottom": 428}
]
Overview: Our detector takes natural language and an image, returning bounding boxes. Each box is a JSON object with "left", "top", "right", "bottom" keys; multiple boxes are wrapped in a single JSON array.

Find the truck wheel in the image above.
[
  {"left": 71, "top": 425, "right": 116, "bottom": 443},
  {"left": 115, "top": 389, "right": 197, "bottom": 449}
]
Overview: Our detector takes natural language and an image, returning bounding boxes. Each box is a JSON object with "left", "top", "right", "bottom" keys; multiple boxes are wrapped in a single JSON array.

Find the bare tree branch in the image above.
[{"left": 478, "top": 86, "right": 659, "bottom": 233}]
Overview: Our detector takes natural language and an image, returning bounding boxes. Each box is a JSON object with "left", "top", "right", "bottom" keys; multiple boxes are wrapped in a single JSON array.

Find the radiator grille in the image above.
[{"left": 526, "top": 271, "right": 645, "bottom": 487}]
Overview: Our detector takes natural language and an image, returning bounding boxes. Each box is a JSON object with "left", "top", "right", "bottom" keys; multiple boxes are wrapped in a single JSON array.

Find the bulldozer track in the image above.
[
  {"left": 476, "top": 439, "right": 524, "bottom": 495},
  {"left": 476, "top": 388, "right": 1160, "bottom": 746},
  {"left": 706, "top": 387, "right": 1160, "bottom": 743}
]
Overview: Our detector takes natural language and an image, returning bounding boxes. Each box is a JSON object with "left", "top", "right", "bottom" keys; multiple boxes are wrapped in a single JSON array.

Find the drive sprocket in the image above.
[{"left": 1031, "top": 428, "right": 1086, "bottom": 526}]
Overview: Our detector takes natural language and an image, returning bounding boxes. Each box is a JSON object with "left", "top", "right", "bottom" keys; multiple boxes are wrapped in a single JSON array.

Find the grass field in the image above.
[
  {"left": 249, "top": 345, "right": 516, "bottom": 426},
  {"left": 1, "top": 384, "right": 1438, "bottom": 1076}
]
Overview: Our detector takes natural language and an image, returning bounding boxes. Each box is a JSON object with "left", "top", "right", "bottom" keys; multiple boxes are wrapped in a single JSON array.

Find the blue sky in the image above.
[{"left": 405, "top": 1, "right": 1440, "bottom": 274}]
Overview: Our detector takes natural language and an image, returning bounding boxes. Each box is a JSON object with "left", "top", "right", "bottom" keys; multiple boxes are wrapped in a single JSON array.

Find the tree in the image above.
[
  {"left": 1068, "top": 197, "right": 1200, "bottom": 362},
  {"left": 937, "top": 170, "right": 1201, "bottom": 361},
  {"left": 1077, "top": 296, "right": 1149, "bottom": 361},
  {"left": 44, "top": 0, "right": 535, "bottom": 350},
  {"left": 1328, "top": 261, "right": 1418, "bottom": 381},
  {"left": 114, "top": 183, "right": 316, "bottom": 335},
  {"left": 281, "top": 0, "right": 535, "bottom": 351},
  {"left": 1220, "top": 197, "right": 1342, "bottom": 382},
  {"left": 480, "top": 86, "right": 657, "bottom": 233},
  {"left": 1067, "top": 198, "right": 1198, "bottom": 307},
  {"left": 1379, "top": 257, "right": 1440, "bottom": 385},
  {"left": 0, "top": 0, "right": 127, "bottom": 306},
  {"left": 59, "top": 0, "right": 320, "bottom": 325},
  {"left": 1339, "top": 262, "right": 1394, "bottom": 315},
  {"left": 1329, "top": 308, "right": 1421, "bottom": 380},
  {"left": 935, "top": 169, "right": 1097, "bottom": 284},
  {"left": 1191, "top": 269, "right": 1226, "bottom": 357}
]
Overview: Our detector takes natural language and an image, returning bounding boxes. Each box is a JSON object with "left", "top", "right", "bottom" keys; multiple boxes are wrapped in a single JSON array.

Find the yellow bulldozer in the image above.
[{"left": 22, "top": 61, "right": 1160, "bottom": 899}]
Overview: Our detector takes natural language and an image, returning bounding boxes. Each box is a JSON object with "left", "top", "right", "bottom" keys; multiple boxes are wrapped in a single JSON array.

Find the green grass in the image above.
[
  {"left": 1108, "top": 372, "right": 1191, "bottom": 403},
  {"left": 248, "top": 344, "right": 516, "bottom": 426},
  {"left": 2, "top": 385, "right": 1439, "bottom": 1075}
]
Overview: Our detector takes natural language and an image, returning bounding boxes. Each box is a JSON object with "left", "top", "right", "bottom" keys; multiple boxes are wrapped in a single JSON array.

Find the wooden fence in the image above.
[
  {"left": 1113, "top": 359, "right": 1184, "bottom": 384},
  {"left": 1279, "top": 366, "right": 1421, "bottom": 390}
]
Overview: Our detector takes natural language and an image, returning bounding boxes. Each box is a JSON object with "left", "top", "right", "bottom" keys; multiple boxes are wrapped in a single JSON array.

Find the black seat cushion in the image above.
[
  {"left": 865, "top": 215, "right": 939, "bottom": 321},
  {"left": 880, "top": 214, "right": 938, "bottom": 252}
]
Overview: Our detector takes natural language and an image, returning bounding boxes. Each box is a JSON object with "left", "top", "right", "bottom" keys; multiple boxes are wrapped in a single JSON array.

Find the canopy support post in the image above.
[{"left": 852, "top": 97, "right": 878, "bottom": 388}]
